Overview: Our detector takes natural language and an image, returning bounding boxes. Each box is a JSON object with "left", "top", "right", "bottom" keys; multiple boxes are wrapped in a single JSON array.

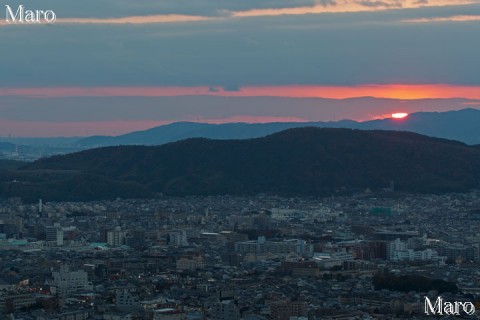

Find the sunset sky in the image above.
[{"left": 1, "top": 0, "right": 479, "bottom": 136}]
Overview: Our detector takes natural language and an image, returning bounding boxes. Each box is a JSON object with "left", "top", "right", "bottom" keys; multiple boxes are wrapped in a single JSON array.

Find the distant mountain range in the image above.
[
  {"left": 2, "top": 128, "right": 480, "bottom": 202},
  {"left": 1, "top": 108, "right": 479, "bottom": 162},
  {"left": 0, "top": 142, "right": 15, "bottom": 152},
  {"left": 76, "top": 108, "right": 480, "bottom": 147},
  {"left": 0, "top": 160, "right": 25, "bottom": 171}
]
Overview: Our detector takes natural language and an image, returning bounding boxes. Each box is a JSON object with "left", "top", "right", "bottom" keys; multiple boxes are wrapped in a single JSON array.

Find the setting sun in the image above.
[{"left": 392, "top": 113, "right": 409, "bottom": 119}]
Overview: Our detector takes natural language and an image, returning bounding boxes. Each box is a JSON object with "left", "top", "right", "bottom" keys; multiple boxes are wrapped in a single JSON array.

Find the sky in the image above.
[{"left": 1, "top": 0, "right": 479, "bottom": 136}]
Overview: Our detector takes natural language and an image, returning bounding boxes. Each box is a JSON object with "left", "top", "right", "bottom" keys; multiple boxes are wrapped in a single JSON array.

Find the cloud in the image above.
[
  {"left": 2, "top": 0, "right": 476, "bottom": 23},
  {"left": 222, "top": 85, "right": 241, "bottom": 92},
  {"left": 3, "top": 0, "right": 320, "bottom": 18},
  {"left": 55, "top": 15, "right": 213, "bottom": 25},
  {"left": 356, "top": 0, "right": 403, "bottom": 7},
  {"left": 316, "top": 0, "right": 338, "bottom": 6},
  {"left": 403, "top": 14, "right": 480, "bottom": 21},
  {"left": 1, "top": 4, "right": 480, "bottom": 88}
]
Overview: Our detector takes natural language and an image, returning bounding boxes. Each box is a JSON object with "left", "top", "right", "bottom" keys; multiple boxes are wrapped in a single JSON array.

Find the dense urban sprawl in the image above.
[{"left": 1, "top": 191, "right": 480, "bottom": 319}]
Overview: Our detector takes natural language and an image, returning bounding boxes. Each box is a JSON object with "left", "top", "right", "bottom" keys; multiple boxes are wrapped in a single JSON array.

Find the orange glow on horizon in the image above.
[
  {"left": 1, "top": 84, "right": 480, "bottom": 100},
  {"left": 392, "top": 112, "right": 409, "bottom": 119}
]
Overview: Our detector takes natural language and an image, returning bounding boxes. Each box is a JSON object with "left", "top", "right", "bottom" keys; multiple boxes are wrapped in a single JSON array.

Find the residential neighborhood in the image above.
[{"left": 0, "top": 191, "right": 479, "bottom": 319}]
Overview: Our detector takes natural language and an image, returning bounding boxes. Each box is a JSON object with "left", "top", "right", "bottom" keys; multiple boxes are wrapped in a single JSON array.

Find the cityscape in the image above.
[
  {"left": 0, "top": 190, "right": 479, "bottom": 318},
  {"left": 2, "top": 0, "right": 480, "bottom": 318}
]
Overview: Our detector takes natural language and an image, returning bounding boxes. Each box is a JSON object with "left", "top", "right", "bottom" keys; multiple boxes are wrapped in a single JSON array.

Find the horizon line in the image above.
[{"left": 1, "top": 107, "right": 478, "bottom": 139}]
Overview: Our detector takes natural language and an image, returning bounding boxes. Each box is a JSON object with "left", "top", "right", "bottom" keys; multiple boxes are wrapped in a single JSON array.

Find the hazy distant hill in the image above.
[
  {"left": 76, "top": 108, "right": 480, "bottom": 147},
  {"left": 75, "top": 122, "right": 320, "bottom": 147},
  {"left": 0, "top": 142, "right": 15, "bottom": 152},
  {"left": 0, "top": 160, "right": 25, "bottom": 171},
  {"left": 3, "top": 128, "right": 480, "bottom": 202},
  {"left": 358, "top": 108, "right": 480, "bottom": 145}
]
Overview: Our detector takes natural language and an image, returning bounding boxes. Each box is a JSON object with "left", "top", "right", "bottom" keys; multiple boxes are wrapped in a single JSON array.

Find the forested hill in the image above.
[{"left": 2, "top": 128, "right": 480, "bottom": 202}]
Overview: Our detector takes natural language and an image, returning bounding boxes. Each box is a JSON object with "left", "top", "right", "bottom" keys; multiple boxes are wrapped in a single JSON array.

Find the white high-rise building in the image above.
[
  {"left": 235, "top": 237, "right": 313, "bottom": 258},
  {"left": 46, "top": 223, "right": 64, "bottom": 246},
  {"left": 50, "top": 265, "right": 92, "bottom": 297},
  {"left": 107, "top": 227, "right": 126, "bottom": 247},
  {"left": 116, "top": 289, "right": 139, "bottom": 309},
  {"left": 387, "top": 238, "right": 445, "bottom": 262},
  {"left": 212, "top": 300, "right": 239, "bottom": 320},
  {"left": 387, "top": 238, "right": 407, "bottom": 260},
  {"left": 169, "top": 230, "right": 188, "bottom": 247}
]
